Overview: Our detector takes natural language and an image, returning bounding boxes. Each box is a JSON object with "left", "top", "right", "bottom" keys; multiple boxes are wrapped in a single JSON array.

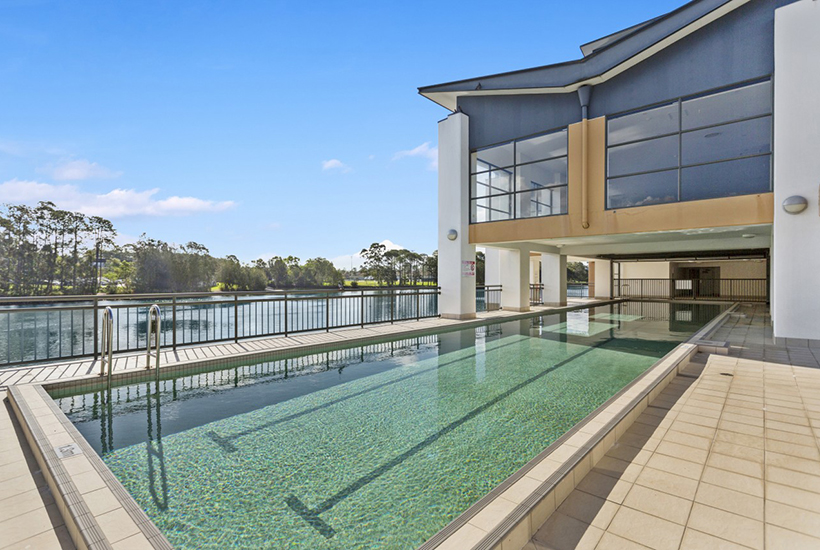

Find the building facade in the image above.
[{"left": 421, "top": 0, "right": 820, "bottom": 341}]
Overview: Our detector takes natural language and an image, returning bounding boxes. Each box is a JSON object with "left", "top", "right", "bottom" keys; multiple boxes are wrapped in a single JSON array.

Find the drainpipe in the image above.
[{"left": 577, "top": 85, "right": 592, "bottom": 229}]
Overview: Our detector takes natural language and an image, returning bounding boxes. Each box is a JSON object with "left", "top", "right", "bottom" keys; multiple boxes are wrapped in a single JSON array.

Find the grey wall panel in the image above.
[
  {"left": 458, "top": 0, "right": 795, "bottom": 150},
  {"left": 458, "top": 93, "right": 579, "bottom": 150}
]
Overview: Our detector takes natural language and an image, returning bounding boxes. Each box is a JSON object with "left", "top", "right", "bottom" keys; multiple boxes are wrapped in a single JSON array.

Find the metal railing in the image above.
[
  {"left": 614, "top": 278, "right": 767, "bottom": 302},
  {"left": 530, "top": 284, "right": 544, "bottom": 305},
  {"left": 567, "top": 283, "right": 590, "bottom": 298},
  {"left": 476, "top": 285, "right": 502, "bottom": 312},
  {"left": 0, "top": 287, "right": 440, "bottom": 368}
]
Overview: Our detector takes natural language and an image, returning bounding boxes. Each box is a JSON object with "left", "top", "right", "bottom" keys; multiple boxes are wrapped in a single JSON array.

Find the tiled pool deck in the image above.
[
  {"left": 528, "top": 304, "right": 820, "bottom": 550},
  {"left": 4, "top": 300, "right": 819, "bottom": 550}
]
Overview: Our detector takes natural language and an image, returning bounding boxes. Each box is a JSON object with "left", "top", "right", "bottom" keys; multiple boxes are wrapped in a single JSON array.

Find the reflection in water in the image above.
[{"left": 146, "top": 382, "right": 169, "bottom": 511}]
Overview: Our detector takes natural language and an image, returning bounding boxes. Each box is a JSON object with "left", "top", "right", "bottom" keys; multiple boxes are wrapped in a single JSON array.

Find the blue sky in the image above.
[{"left": 0, "top": 0, "right": 684, "bottom": 265}]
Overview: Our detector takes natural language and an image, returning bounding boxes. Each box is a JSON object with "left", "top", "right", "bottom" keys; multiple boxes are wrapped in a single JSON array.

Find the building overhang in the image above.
[{"left": 418, "top": 0, "right": 752, "bottom": 111}]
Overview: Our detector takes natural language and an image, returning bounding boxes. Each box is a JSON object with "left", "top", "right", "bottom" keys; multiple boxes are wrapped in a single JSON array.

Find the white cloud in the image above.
[
  {"left": 331, "top": 239, "right": 405, "bottom": 270},
  {"left": 321, "top": 159, "right": 352, "bottom": 173},
  {"left": 0, "top": 179, "right": 235, "bottom": 218},
  {"left": 45, "top": 159, "right": 123, "bottom": 181},
  {"left": 392, "top": 142, "right": 438, "bottom": 170}
]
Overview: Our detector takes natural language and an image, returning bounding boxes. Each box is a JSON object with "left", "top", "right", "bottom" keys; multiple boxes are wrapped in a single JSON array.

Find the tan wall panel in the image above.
[{"left": 469, "top": 116, "right": 774, "bottom": 244}]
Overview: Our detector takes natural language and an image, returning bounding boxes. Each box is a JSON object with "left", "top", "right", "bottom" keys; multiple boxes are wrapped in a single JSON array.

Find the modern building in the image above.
[{"left": 421, "top": 0, "right": 819, "bottom": 342}]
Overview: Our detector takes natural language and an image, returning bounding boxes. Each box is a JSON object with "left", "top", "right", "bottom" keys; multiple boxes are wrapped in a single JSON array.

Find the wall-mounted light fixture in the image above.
[
  {"left": 741, "top": 234, "right": 755, "bottom": 239},
  {"left": 447, "top": 229, "right": 458, "bottom": 241},
  {"left": 782, "top": 195, "right": 808, "bottom": 214}
]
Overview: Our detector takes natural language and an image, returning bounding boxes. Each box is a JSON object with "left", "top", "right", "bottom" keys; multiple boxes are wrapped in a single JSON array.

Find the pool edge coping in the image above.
[{"left": 417, "top": 301, "right": 740, "bottom": 550}]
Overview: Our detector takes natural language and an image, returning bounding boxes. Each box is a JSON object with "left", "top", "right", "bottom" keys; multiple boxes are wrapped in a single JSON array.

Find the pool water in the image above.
[{"left": 57, "top": 302, "right": 724, "bottom": 549}]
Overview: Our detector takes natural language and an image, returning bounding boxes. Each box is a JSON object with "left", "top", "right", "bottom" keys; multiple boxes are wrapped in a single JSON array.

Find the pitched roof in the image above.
[{"left": 418, "top": 0, "right": 752, "bottom": 110}]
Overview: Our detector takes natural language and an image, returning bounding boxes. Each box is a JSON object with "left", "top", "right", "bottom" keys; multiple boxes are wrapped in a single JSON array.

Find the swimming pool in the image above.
[{"left": 55, "top": 301, "right": 724, "bottom": 549}]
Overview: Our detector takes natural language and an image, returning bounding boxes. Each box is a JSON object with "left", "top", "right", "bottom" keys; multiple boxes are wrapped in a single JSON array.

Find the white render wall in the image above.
[
  {"left": 593, "top": 260, "right": 611, "bottom": 299},
  {"left": 620, "top": 262, "right": 671, "bottom": 279},
  {"left": 438, "top": 112, "right": 476, "bottom": 319},
  {"left": 773, "top": 0, "right": 820, "bottom": 340},
  {"left": 500, "top": 248, "right": 531, "bottom": 311},
  {"left": 542, "top": 253, "right": 567, "bottom": 306}
]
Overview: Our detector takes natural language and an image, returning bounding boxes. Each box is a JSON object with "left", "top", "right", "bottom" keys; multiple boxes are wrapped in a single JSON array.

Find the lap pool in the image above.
[{"left": 53, "top": 301, "right": 725, "bottom": 549}]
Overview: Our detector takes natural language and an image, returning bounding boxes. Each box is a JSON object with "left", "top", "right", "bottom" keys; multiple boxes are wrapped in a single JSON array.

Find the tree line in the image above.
[{"left": 0, "top": 202, "right": 439, "bottom": 297}]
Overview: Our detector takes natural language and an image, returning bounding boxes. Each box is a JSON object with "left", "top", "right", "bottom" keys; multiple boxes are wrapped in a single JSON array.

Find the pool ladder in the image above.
[
  {"left": 145, "top": 304, "right": 162, "bottom": 382},
  {"left": 99, "top": 307, "right": 115, "bottom": 388}
]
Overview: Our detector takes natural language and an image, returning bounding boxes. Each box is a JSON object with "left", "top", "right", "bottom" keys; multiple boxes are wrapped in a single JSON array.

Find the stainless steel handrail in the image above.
[
  {"left": 99, "top": 307, "right": 114, "bottom": 388},
  {"left": 145, "top": 304, "right": 161, "bottom": 381}
]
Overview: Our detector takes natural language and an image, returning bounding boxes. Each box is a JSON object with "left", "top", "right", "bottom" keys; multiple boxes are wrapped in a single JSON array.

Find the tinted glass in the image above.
[
  {"left": 682, "top": 80, "right": 771, "bottom": 130},
  {"left": 608, "top": 134, "right": 679, "bottom": 177},
  {"left": 680, "top": 155, "right": 771, "bottom": 201},
  {"left": 516, "top": 187, "right": 567, "bottom": 218},
  {"left": 682, "top": 116, "right": 771, "bottom": 166},
  {"left": 607, "top": 103, "right": 678, "bottom": 146},
  {"left": 515, "top": 130, "right": 567, "bottom": 164},
  {"left": 515, "top": 158, "right": 567, "bottom": 192},
  {"left": 489, "top": 194, "right": 513, "bottom": 220},
  {"left": 471, "top": 142, "right": 513, "bottom": 172},
  {"left": 471, "top": 198, "right": 489, "bottom": 223},
  {"left": 607, "top": 170, "right": 678, "bottom": 209},
  {"left": 470, "top": 172, "right": 491, "bottom": 198}
]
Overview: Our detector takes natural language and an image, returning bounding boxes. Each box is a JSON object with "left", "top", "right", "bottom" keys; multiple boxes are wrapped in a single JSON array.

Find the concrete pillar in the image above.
[
  {"left": 500, "top": 248, "right": 530, "bottom": 311},
  {"left": 773, "top": 0, "right": 820, "bottom": 341},
  {"left": 529, "top": 255, "right": 540, "bottom": 285},
  {"left": 484, "top": 247, "right": 502, "bottom": 287},
  {"left": 542, "top": 253, "right": 567, "bottom": 306},
  {"left": 438, "top": 111, "right": 476, "bottom": 320},
  {"left": 593, "top": 260, "right": 612, "bottom": 299}
]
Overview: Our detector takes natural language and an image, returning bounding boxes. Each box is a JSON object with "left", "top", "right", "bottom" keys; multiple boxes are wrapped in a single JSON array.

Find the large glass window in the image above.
[
  {"left": 606, "top": 79, "right": 772, "bottom": 209},
  {"left": 470, "top": 128, "right": 568, "bottom": 223}
]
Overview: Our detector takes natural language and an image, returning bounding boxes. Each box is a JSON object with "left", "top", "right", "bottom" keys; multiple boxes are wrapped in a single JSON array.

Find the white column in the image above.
[
  {"left": 542, "top": 253, "right": 567, "bottom": 306},
  {"left": 438, "top": 111, "right": 476, "bottom": 320},
  {"left": 773, "top": 0, "right": 820, "bottom": 341},
  {"left": 500, "top": 248, "right": 530, "bottom": 311},
  {"left": 484, "top": 247, "right": 502, "bottom": 286},
  {"left": 593, "top": 260, "right": 612, "bottom": 299},
  {"left": 529, "top": 256, "right": 540, "bottom": 285}
]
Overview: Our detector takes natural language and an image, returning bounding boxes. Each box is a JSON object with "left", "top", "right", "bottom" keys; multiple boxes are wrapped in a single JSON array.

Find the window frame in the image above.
[
  {"left": 469, "top": 126, "right": 569, "bottom": 224},
  {"left": 604, "top": 77, "right": 773, "bottom": 210}
]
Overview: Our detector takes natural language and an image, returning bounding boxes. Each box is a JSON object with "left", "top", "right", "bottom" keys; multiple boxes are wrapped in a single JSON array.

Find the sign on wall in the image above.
[{"left": 462, "top": 260, "right": 476, "bottom": 277}]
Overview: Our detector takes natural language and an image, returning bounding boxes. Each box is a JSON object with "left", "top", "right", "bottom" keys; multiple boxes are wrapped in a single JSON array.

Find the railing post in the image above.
[
  {"left": 390, "top": 289, "right": 394, "bottom": 324},
  {"left": 416, "top": 288, "right": 420, "bottom": 321},
  {"left": 234, "top": 294, "right": 238, "bottom": 343},
  {"left": 172, "top": 296, "right": 177, "bottom": 351},
  {"left": 360, "top": 290, "right": 365, "bottom": 328},
  {"left": 326, "top": 292, "right": 330, "bottom": 332},
  {"left": 93, "top": 298, "right": 99, "bottom": 360}
]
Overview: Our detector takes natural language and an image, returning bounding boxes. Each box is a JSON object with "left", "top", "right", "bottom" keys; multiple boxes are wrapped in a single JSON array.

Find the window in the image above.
[
  {"left": 605, "top": 79, "right": 772, "bottom": 209},
  {"left": 470, "top": 128, "right": 568, "bottom": 223}
]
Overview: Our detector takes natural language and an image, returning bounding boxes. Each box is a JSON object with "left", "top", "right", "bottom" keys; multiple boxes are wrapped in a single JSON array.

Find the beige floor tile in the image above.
[
  {"left": 606, "top": 506, "right": 684, "bottom": 550},
  {"left": 437, "top": 524, "right": 488, "bottom": 550},
  {"left": 0, "top": 487, "right": 52, "bottom": 523},
  {"left": 707, "top": 452, "right": 763, "bottom": 478},
  {"left": 0, "top": 503, "right": 62, "bottom": 547},
  {"left": 710, "top": 440, "right": 764, "bottom": 463},
  {"left": 594, "top": 532, "right": 651, "bottom": 549},
  {"left": 468, "top": 496, "right": 517, "bottom": 532},
  {"left": 701, "top": 466, "right": 764, "bottom": 498},
  {"left": 765, "top": 500, "right": 820, "bottom": 539},
  {"left": 576, "top": 470, "right": 633, "bottom": 504},
  {"left": 83, "top": 487, "right": 121, "bottom": 517},
  {"left": 766, "top": 451, "right": 820, "bottom": 477},
  {"left": 605, "top": 445, "right": 651, "bottom": 466},
  {"left": 634, "top": 466, "right": 699, "bottom": 500},
  {"left": 715, "top": 430, "right": 764, "bottom": 450},
  {"left": 686, "top": 503, "right": 763, "bottom": 550},
  {"left": 765, "top": 524, "right": 820, "bottom": 550},
  {"left": 0, "top": 460, "right": 33, "bottom": 483},
  {"left": 719, "top": 420, "right": 764, "bottom": 438},
  {"left": 111, "top": 534, "right": 154, "bottom": 550},
  {"left": 594, "top": 456, "right": 643, "bottom": 483},
  {"left": 527, "top": 459, "right": 563, "bottom": 482},
  {"left": 0, "top": 472, "right": 38, "bottom": 500},
  {"left": 556, "top": 490, "right": 619, "bottom": 530},
  {"left": 663, "top": 429, "right": 713, "bottom": 451},
  {"left": 765, "top": 428, "right": 817, "bottom": 448},
  {"left": 766, "top": 465, "right": 820, "bottom": 494},
  {"left": 694, "top": 482, "right": 763, "bottom": 521},
  {"left": 655, "top": 440, "right": 710, "bottom": 464},
  {"left": 622, "top": 484, "right": 692, "bottom": 525},
  {"left": 645, "top": 452, "right": 704, "bottom": 480},
  {"left": 672, "top": 420, "right": 717, "bottom": 439},
  {"left": 70, "top": 468, "right": 106, "bottom": 494},
  {"left": 679, "top": 528, "right": 752, "bottom": 550},
  {"left": 3, "top": 525, "right": 75, "bottom": 550},
  {"left": 766, "top": 439, "right": 820, "bottom": 465},
  {"left": 766, "top": 482, "right": 820, "bottom": 514},
  {"left": 95, "top": 508, "right": 141, "bottom": 544},
  {"left": 532, "top": 512, "right": 604, "bottom": 550}
]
